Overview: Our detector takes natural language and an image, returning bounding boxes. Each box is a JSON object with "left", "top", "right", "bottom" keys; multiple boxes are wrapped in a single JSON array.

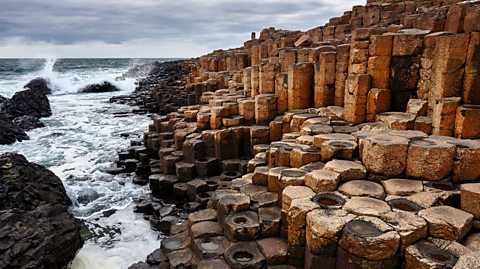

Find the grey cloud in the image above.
[{"left": 0, "top": 0, "right": 364, "bottom": 57}]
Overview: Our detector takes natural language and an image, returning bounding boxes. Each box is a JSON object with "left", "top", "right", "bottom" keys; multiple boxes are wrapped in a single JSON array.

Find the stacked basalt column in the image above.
[{"left": 119, "top": 1, "right": 480, "bottom": 268}]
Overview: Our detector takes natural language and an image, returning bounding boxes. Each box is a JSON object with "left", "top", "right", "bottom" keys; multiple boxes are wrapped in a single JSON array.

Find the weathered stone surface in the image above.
[
  {"left": 453, "top": 251, "right": 480, "bottom": 269},
  {"left": 339, "top": 216, "right": 401, "bottom": 260},
  {"left": 282, "top": 186, "right": 315, "bottom": 211},
  {"left": 362, "top": 134, "right": 409, "bottom": 176},
  {"left": 224, "top": 242, "right": 266, "bottom": 269},
  {"left": 313, "top": 133, "right": 356, "bottom": 148},
  {"left": 419, "top": 206, "right": 473, "bottom": 241},
  {"left": 257, "top": 238, "right": 288, "bottom": 265},
  {"left": 197, "top": 258, "right": 231, "bottom": 269},
  {"left": 366, "top": 88, "right": 390, "bottom": 122},
  {"left": 320, "top": 140, "right": 357, "bottom": 162},
  {"left": 382, "top": 178, "right": 423, "bottom": 196},
  {"left": 288, "top": 63, "right": 314, "bottom": 110},
  {"left": 382, "top": 211, "right": 428, "bottom": 254},
  {"left": 287, "top": 198, "right": 320, "bottom": 246},
  {"left": 0, "top": 153, "right": 83, "bottom": 269},
  {"left": 188, "top": 209, "right": 217, "bottom": 228},
  {"left": 306, "top": 209, "right": 355, "bottom": 256},
  {"left": 258, "top": 207, "right": 281, "bottom": 238},
  {"left": 324, "top": 160, "right": 367, "bottom": 181},
  {"left": 167, "top": 249, "right": 193, "bottom": 269},
  {"left": 190, "top": 221, "right": 223, "bottom": 239},
  {"left": 406, "top": 140, "right": 455, "bottom": 181},
  {"left": 224, "top": 211, "right": 260, "bottom": 242},
  {"left": 344, "top": 197, "right": 391, "bottom": 217},
  {"left": 338, "top": 180, "right": 385, "bottom": 199},
  {"left": 406, "top": 99, "right": 428, "bottom": 117},
  {"left": 304, "top": 169, "right": 341, "bottom": 193},
  {"left": 376, "top": 112, "right": 416, "bottom": 130},
  {"left": 405, "top": 240, "right": 457, "bottom": 269},
  {"left": 455, "top": 105, "right": 480, "bottom": 139},
  {"left": 461, "top": 183, "right": 480, "bottom": 219}
]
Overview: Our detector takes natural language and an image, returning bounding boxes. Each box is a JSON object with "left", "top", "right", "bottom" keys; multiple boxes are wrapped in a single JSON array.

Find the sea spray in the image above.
[{"left": 0, "top": 58, "right": 165, "bottom": 269}]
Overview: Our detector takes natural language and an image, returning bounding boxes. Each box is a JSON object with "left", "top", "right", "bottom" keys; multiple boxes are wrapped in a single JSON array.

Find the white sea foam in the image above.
[{"left": 0, "top": 59, "right": 161, "bottom": 269}]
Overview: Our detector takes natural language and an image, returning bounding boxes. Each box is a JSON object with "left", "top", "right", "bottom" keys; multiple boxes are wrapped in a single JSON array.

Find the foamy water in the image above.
[{"left": 0, "top": 58, "right": 162, "bottom": 268}]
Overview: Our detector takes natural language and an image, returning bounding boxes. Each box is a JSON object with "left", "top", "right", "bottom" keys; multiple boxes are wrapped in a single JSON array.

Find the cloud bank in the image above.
[{"left": 0, "top": 0, "right": 364, "bottom": 58}]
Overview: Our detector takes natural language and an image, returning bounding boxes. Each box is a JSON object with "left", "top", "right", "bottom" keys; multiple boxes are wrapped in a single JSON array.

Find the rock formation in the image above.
[
  {"left": 79, "top": 81, "right": 120, "bottom": 93},
  {"left": 0, "top": 152, "right": 84, "bottom": 269},
  {"left": 0, "top": 88, "right": 52, "bottom": 119},
  {"left": 0, "top": 83, "right": 53, "bottom": 144},
  {"left": 110, "top": 0, "right": 480, "bottom": 268},
  {"left": 0, "top": 114, "right": 29, "bottom": 144},
  {"left": 24, "top": 77, "right": 53, "bottom": 95}
]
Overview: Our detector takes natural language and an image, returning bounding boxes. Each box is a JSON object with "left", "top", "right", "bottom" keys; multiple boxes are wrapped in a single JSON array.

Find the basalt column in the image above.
[{"left": 389, "top": 29, "right": 429, "bottom": 112}]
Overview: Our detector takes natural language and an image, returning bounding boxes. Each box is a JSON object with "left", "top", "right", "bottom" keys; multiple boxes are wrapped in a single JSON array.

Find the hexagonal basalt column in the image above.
[
  {"left": 362, "top": 134, "right": 409, "bottom": 177},
  {"left": 404, "top": 240, "right": 457, "bottom": 269},
  {"left": 304, "top": 169, "right": 341, "bottom": 193},
  {"left": 224, "top": 211, "right": 261, "bottom": 242},
  {"left": 418, "top": 206, "right": 473, "bottom": 241},
  {"left": 324, "top": 160, "right": 367, "bottom": 182},
  {"left": 338, "top": 216, "right": 401, "bottom": 268},
  {"left": 406, "top": 140, "right": 455, "bottom": 181},
  {"left": 320, "top": 140, "right": 358, "bottom": 162},
  {"left": 224, "top": 242, "right": 267, "bottom": 269},
  {"left": 338, "top": 180, "right": 385, "bottom": 199}
]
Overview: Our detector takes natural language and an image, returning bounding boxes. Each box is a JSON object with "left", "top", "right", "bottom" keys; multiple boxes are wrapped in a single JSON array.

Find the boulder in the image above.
[
  {"left": 79, "top": 81, "right": 120, "bottom": 93},
  {"left": 13, "top": 115, "right": 45, "bottom": 131},
  {"left": 24, "top": 77, "right": 53, "bottom": 95},
  {"left": 0, "top": 114, "right": 29, "bottom": 145},
  {"left": 0, "top": 88, "right": 52, "bottom": 119},
  {"left": 0, "top": 153, "right": 83, "bottom": 269},
  {"left": 0, "top": 95, "right": 6, "bottom": 104}
]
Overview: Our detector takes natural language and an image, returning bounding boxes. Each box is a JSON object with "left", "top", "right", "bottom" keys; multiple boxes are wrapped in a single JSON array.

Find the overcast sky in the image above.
[{"left": 0, "top": 0, "right": 364, "bottom": 58}]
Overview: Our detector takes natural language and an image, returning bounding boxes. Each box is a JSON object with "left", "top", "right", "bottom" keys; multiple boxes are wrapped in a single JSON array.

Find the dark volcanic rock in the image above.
[
  {"left": 0, "top": 153, "right": 84, "bottom": 269},
  {"left": 0, "top": 114, "right": 29, "bottom": 145},
  {"left": 0, "top": 95, "right": 6, "bottom": 104},
  {"left": 13, "top": 115, "right": 45, "bottom": 131},
  {"left": 24, "top": 77, "right": 53, "bottom": 95},
  {"left": 0, "top": 88, "right": 52, "bottom": 119},
  {"left": 79, "top": 81, "right": 120, "bottom": 93}
]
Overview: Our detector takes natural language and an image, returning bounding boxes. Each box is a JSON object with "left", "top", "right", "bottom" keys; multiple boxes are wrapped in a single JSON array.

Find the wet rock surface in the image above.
[
  {"left": 0, "top": 152, "right": 83, "bottom": 269},
  {"left": 0, "top": 88, "right": 52, "bottom": 119},
  {"left": 79, "top": 81, "right": 120, "bottom": 93},
  {"left": 0, "top": 83, "right": 52, "bottom": 144},
  {"left": 24, "top": 77, "right": 53, "bottom": 95},
  {"left": 0, "top": 114, "right": 29, "bottom": 144}
]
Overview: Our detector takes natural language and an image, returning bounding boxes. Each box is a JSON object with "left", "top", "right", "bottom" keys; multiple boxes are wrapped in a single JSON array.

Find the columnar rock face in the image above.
[
  {"left": 116, "top": 1, "right": 480, "bottom": 268},
  {"left": 288, "top": 63, "right": 314, "bottom": 110},
  {"left": 0, "top": 153, "right": 83, "bottom": 269}
]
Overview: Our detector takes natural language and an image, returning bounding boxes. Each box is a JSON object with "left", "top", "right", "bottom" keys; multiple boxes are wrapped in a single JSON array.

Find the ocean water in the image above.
[{"left": 0, "top": 58, "right": 166, "bottom": 268}]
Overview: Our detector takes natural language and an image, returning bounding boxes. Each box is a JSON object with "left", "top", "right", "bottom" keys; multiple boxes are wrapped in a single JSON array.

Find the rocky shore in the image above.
[
  {"left": 107, "top": 0, "right": 480, "bottom": 268},
  {"left": 0, "top": 78, "right": 52, "bottom": 144},
  {"left": 0, "top": 152, "right": 84, "bottom": 269}
]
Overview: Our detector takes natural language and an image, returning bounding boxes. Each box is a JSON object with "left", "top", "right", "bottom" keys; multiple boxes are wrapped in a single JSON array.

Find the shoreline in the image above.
[{"left": 1, "top": 0, "right": 480, "bottom": 268}]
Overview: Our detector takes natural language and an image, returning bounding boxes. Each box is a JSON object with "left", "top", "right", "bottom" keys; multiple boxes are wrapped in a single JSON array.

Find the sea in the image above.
[{"left": 0, "top": 58, "right": 169, "bottom": 269}]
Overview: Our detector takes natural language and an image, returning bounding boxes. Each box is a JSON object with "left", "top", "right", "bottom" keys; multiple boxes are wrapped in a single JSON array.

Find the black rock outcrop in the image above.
[
  {"left": 0, "top": 88, "right": 52, "bottom": 119},
  {"left": 24, "top": 77, "right": 53, "bottom": 95},
  {"left": 0, "top": 153, "right": 84, "bottom": 269},
  {"left": 13, "top": 115, "right": 46, "bottom": 131},
  {"left": 79, "top": 81, "right": 120, "bottom": 93},
  {"left": 0, "top": 114, "right": 29, "bottom": 144}
]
